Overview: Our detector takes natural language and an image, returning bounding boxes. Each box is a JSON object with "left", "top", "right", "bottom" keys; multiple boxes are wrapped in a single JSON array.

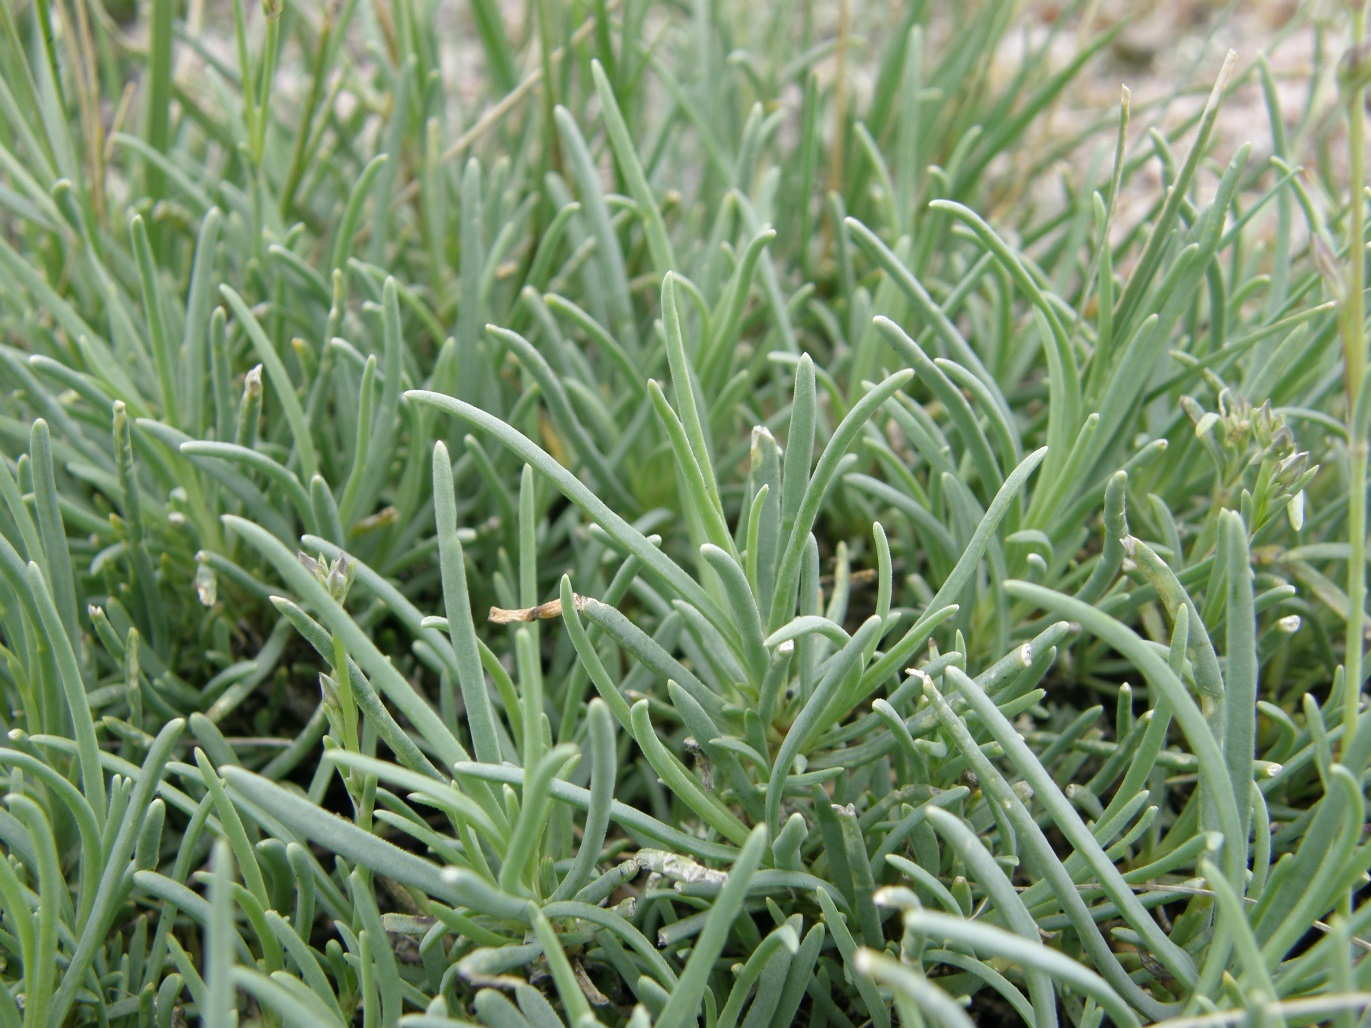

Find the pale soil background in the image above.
[
  {"left": 150, "top": 0, "right": 1354, "bottom": 261},
  {"left": 164, "top": 0, "right": 1351, "bottom": 187},
  {"left": 1015, "top": 0, "right": 1346, "bottom": 231}
]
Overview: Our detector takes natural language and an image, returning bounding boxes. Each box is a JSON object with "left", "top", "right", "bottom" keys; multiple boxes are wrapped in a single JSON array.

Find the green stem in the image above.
[{"left": 1342, "top": 2, "right": 1369, "bottom": 765}]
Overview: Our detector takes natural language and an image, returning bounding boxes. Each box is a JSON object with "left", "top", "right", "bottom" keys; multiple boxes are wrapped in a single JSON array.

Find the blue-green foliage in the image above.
[{"left": 0, "top": 2, "right": 1364, "bottom": 1026}]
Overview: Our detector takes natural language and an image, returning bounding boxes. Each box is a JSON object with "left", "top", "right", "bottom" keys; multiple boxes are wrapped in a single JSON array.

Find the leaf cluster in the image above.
[{"left": 0, "top": 2, "right": 1365, "bottom": 1027}]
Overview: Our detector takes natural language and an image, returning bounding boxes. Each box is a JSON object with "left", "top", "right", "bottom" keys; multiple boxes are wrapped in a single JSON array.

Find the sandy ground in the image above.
[
  {"left": 151, "top": 0, "right": 1356, "bottom": 255},
  {"left": 1015, "top": 0, "right": 1351, "bottom": 224}
]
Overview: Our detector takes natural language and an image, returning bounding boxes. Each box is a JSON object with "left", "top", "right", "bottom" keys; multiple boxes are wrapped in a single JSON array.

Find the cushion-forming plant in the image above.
[{"left": 0, "top": 2, "right": 1367, "bottom": 1026}]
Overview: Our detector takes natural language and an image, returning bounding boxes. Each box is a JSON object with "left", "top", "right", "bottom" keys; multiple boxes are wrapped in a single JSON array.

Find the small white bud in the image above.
[
  {"left": 1287, "top": 490, "right": 1305, "bottom": 531},
  {"left": 1193, "top": 411, "right": 1221, "bottom": 438}
]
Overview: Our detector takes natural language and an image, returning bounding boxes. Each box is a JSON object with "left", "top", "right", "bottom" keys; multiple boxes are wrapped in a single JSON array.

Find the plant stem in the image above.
[
  {"left": 829, "top": 0, "right": 849, "bottom": 200},
  {"left": 1342, "top": 1, "right": 1369, "bottom": 764}
]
